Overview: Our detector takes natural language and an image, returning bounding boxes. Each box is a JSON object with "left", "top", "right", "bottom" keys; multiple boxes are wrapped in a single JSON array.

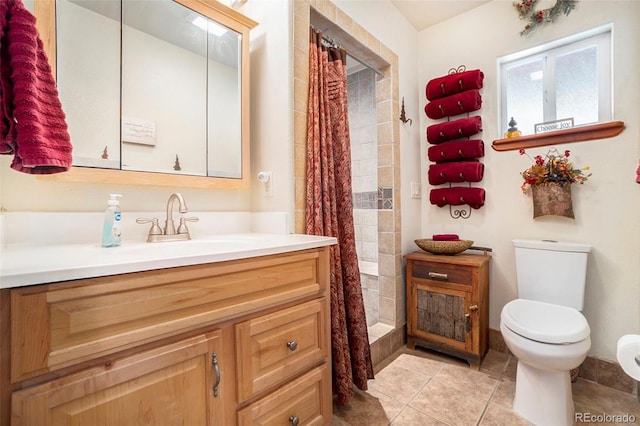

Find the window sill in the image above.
[{"left": 491, "top": 121, "right": 626, "bottom": 152}]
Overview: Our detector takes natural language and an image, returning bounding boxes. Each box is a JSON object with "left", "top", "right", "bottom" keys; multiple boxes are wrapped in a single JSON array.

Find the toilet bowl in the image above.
[{"left": 501, "top": 299, "right": 590, "bottom": 426}]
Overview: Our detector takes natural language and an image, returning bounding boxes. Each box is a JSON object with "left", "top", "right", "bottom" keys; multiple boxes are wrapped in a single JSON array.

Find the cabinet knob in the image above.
[
  {"left": 469, "top": 305, "right": 479, "bottom": 311},
  {"left": 287, "top": 341, "right": 298, "bottom": 351},
  {"left": 289, "top": 415, "right": 300, "bottom": 426}
]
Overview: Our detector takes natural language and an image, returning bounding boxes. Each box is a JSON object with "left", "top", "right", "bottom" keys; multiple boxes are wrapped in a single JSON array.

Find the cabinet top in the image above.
[{"left": 405, "top": 251, "right": 491, "bottom": 267}]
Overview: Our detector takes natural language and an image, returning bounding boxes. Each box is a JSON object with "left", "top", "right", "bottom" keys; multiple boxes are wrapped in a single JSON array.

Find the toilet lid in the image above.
[{"left": 502, "top": 299, "right": 590, "bottom": 344}]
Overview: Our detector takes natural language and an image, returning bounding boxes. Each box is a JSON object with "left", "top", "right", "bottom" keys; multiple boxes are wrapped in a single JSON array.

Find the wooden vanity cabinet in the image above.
[
  {"left": 1, "top": 247, "right": 332, "bottom": 426},
  {"left": 405, "top": 251, "right": 490, "bottom": 368}
]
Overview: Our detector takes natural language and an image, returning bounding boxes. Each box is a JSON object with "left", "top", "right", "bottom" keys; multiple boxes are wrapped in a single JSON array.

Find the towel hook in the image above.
[{"left": 448, "top": 65, "right": 467, "bottom": 75}]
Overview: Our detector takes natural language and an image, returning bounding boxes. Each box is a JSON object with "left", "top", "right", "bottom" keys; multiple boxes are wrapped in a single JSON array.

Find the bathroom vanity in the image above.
[
  {"left": 0, "top": 235, "right": 335, "bottom": 425},
  {"left": 405, "top": 251, "right": 490, "bottom": 368}
]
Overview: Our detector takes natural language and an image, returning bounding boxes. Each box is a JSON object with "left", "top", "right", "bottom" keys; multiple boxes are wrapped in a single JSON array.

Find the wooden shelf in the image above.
[{"left": 491, "top": 121, "right": 626, "bottom": 152}]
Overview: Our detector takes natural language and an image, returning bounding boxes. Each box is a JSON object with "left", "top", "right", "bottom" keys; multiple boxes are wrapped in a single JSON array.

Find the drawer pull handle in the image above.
[
  {"left": 212, "top": 352, "right": 221, "bottom": 397},
  {"left": 428, "top": 272, "right": 448, "bottom": 281},
  {"left": 289, "top": 415, "right": 300, "bottom": 426},
  {"left": 287, "top": 341, "right": 298, "bottom": 351}
]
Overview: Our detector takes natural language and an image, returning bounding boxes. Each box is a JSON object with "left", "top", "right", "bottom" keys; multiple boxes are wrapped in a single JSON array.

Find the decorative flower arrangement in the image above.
[
  {"left": 519, "top": 148, "right": 591, "bottom": 193},
  {"left": 514, "top": 0, "right": 578, "bottom": 36}
]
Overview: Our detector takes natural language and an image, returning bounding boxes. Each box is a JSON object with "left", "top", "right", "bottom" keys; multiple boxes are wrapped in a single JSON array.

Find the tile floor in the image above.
[{"left": 331, "top": 347, "right": 640, "bottom": 426}]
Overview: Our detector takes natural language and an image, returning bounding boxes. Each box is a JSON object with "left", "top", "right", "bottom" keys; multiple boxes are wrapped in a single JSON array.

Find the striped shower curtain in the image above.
[{"left": 306, "top": 27, "right": 374, "bottom": 406}]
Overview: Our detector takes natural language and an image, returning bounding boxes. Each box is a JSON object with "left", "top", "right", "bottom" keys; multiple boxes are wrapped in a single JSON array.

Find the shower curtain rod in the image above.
[{"left": 320, "top": 33, "right": 385, "bottom": 78}]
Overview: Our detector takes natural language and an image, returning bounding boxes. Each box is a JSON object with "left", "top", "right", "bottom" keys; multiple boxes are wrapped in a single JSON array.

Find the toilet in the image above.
[{"left": 500, "top": 239, "right": 591, "bottom": 426}]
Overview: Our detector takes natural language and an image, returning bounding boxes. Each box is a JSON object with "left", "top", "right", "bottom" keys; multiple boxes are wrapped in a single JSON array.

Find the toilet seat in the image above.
[{"left": 502, "top": 299, "right": 590, "bottom": 344}]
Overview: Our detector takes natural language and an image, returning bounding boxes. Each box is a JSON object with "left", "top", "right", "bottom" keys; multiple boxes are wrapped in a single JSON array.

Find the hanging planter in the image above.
[
  {"left": 531, "top": 182, "right": 574, "bottom": 219},
  {"left": 519, "top": 148, "right": 591, "bottom": 219}
]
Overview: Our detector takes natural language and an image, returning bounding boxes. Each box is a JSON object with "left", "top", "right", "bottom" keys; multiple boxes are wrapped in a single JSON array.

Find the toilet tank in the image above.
[{"left": 513, "top": 239, "right": 591, "bottom": 310}]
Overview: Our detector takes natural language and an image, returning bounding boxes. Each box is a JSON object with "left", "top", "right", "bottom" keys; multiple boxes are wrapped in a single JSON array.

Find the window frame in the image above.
[{"left": 499, "top": 25, "right": 612, "bottom": 136}]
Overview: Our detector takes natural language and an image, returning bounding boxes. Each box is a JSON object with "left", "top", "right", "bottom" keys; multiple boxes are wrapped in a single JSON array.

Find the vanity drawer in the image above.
[
  {"left": 237, "top": 364, "right": 331, "bottom": 426},
  {"left": 411, "top": 261, "right": 473, "bottom": 285},
  {"left": 9, "top": 249, "right": 328, "bottom": 383},
  {"left": 235, "top": 298, "right": 328, "bottom": 403}
]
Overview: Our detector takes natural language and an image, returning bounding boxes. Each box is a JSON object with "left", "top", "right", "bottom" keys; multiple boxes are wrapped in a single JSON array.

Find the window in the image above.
[{"left": 499, "top": 26, "right": 612, "bottom": 136}]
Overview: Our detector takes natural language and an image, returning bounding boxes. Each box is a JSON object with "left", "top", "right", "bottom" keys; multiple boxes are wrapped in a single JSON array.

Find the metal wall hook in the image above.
[
  {"left": 399, "top": 97, "right": 412, "bottom": 125},
  {"left": 449, "top": 182, "right": 472, "bottom": 219},
  {"left": 448, "top": 65, "right": 467, "bottom": 75},
  {"left": 449, "top": 204, "right": 471, "bottom": 219}
]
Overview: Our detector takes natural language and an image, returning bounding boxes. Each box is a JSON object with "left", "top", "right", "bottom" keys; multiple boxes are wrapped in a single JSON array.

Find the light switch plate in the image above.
[{"left": 411, "top": 182, "right": 421, "bottom": 199}]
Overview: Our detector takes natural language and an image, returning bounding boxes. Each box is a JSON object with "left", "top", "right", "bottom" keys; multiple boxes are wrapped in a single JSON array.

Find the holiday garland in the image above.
[{"left": 514, "top": 0, "right": 577, "bottom": 36}]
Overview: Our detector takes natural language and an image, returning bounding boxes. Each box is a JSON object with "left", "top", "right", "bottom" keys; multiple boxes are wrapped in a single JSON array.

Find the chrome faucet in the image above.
[{"left": 136, "top": 192, "right": 199, "bottom": 242}]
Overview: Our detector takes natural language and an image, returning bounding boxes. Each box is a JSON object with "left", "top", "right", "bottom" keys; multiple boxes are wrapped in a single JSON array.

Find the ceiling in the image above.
[{"left": 389, "top": 0, "right": 493, "bottom": 31}]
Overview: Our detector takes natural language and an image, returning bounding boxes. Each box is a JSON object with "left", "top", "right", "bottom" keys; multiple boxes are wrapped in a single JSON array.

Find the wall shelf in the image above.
[{"left": 491, "top": 121, "right": 626, "bottom": 152}]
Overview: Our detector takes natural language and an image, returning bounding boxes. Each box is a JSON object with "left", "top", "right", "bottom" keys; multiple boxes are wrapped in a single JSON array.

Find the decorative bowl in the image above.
[{"left": 414, "top": 239, "right": 474, "bottom": 255}]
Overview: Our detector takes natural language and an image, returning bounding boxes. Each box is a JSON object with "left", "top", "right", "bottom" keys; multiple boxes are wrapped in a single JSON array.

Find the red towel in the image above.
[
  {"left": 428, "top": 140, "right": 484, "bottom": 162},
  {"left": 426, "top": 69, "right": 484, "bottom": 101},
  {"left": 429, "top": 187, "right": 485, "bottom": 209},
  {"left": 424, "top": 90, "right": 482, "bottom": 120},
  {"left": 428, "top": 162, "right": 484, "bottom": 185},
  {"left": 433, "top": 234, "right": 459, "bottom": 241},
  {"left": 426, "top": 116, "right": 482, "bottom": 144},
  {"left": 0, "top": 0, "right": 72, "bottom": 174}
]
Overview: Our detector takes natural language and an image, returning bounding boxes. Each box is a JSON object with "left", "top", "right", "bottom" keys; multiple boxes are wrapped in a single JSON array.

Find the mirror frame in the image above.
[{"left": 35, "top": 0, "right": 257, "bottom": 189}]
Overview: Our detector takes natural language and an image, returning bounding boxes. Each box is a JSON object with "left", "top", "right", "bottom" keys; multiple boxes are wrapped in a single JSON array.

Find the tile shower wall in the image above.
[
  {"left": 349, "top": 67, "right": 379, "bottom": 326},
  {"left": 349, "top": 67, "right": 379, "bottom": 260}
]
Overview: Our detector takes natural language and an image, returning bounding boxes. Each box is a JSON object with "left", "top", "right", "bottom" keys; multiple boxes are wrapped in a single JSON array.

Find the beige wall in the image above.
[
  {"left": 417, "top": 1, "right": 640, "bottom": 361},
  {"left": 3, "top": 0, "right": 634, "bottom": 362}
]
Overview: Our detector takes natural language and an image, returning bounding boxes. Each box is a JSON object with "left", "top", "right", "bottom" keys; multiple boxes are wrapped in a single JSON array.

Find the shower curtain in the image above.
[{"left": 306, "top": 27, "right": 374, "bottom": 406}]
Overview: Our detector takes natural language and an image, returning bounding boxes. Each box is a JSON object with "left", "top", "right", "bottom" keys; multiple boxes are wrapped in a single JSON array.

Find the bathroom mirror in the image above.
[{"left": 34, "top": 0, "right": 257, "bottom": 188}]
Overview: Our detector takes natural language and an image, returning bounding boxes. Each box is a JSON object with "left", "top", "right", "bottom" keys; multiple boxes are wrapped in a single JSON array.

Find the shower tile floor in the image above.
[{"left": 331, "top": 347, "right": 640, "bottom": 426}]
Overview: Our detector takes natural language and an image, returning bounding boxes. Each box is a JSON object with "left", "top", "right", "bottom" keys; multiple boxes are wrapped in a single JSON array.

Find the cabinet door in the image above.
[
  {"left": 410, "top": 282, "right": 472, "bottom": 352},
  {"left": 11, "top": 331, "right": 226, "bottom": 426}
]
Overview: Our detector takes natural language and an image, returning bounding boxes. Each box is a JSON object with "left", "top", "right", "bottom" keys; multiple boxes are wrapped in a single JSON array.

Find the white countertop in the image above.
[{"left": 0, "top": 233, "right": 337, "bottom": 288}]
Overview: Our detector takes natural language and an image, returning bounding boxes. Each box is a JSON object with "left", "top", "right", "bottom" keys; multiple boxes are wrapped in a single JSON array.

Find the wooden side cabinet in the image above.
[{"left": 405, "top": 251, "right": 490, "bottom": 368}]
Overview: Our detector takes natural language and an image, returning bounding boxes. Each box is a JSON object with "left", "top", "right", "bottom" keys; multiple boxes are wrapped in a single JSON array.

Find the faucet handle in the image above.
[
  {"left": 136, "top": 217, "right": 163, "bottom": 235},
  {"left": 177, "top": 216, "right": 199, "bottom": 235}
]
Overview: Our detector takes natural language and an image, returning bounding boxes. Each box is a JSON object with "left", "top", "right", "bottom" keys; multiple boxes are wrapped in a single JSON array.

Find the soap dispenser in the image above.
[{"left": 102, "top": 194, "right": 122, "bottom": 247}]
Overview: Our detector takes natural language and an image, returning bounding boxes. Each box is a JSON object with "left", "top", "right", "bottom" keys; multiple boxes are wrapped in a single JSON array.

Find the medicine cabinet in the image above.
[{"left": 34, "top": 0, "right": 257, "bottom": 188}]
